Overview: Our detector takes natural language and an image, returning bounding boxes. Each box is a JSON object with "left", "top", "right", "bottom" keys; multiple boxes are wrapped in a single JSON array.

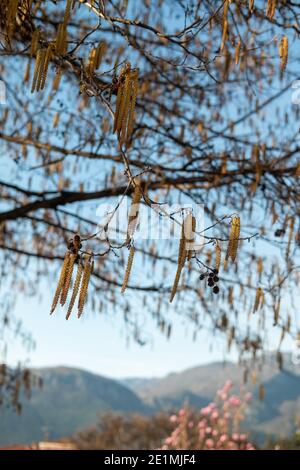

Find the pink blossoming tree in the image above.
[{"left": 161, "top": 381, "right": 255, "bottom": 451}]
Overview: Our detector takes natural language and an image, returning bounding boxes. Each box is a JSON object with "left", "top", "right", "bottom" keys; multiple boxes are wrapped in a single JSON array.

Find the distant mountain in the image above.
[
  {"left": 0, "top": 367, "right": 149, "bottom": 446},
  {"left": 125, "top": 353, "right": 300, "bottom": 442},
  {"left": 1, "top": 353, "right": 300, "bottom": 446}
]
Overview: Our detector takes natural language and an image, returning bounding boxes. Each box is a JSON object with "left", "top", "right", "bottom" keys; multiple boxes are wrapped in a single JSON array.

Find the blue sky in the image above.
[
  {"left": 6, "top": 287, "right": 295, "bottom": 379},
  {"left": 8, "top": 291, "right": 236, "bottom": 378}
]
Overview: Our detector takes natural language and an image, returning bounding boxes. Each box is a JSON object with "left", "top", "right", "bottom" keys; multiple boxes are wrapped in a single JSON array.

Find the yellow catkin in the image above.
[
  {"left": 221, "top": 0, "right": 229, "bottom": 51},
  {"left": 259, "top": 384, "right": 265, "bottom": 401},
  {"left": 266, "top": 0, "right": 276, "bottom": 19},
  {"left": 36, "top": 48, "right": 47, "bottom": 92},
  {"left": 87, "top": 43, "right": 106, "bottom": 76},
  {"left": 253, "top": 287, "right": 262, "bottom": 313},
  {"left": 6, "top": 0, "right": 19, "bottom": 38},
  {"left": 40, "top": 44, "right": 52, "bottom": 90},
  {"left": 77, "top": 257, "right": 92, "bottom": 318},
  {"left": 31, "top": 48, "right": 43, "bottom": 93},
  {"left": 63, "top": 0, "right": 72, "bottom": 25},
  {"left": 127, "top": 184, "right": 142, "bottom": 241},
  {"left": 170, "top": 221, "right": 187, "bottom": 303},
  {"left": 53, "top": 112, "right": 60, "bottom": 128},
  {"left": 66, "top": 261, "right": 83, "bottom": 320},
  {"left": 30, "top": 29, "right": 40, "bottom": 57},
  {"left": 24, "top": 60, "right": 31, "bottom": 83},
  {"left": 273, "top": 298, "right": 281, "bottom": 325},
  {"left": 87, "top": 48, "right": 96, "bottom": 76},
  {"left": 286, "top": 216, "right": 294, "bottom": 259},
  {"left": 52, "top": 68, "right": 63, "bottom": 91},
  {"left": 119, "top": 72, "right": 132, "bottom": 146},
  {"left": 226, "top": 216, "right": 240, "bottom": 262},
  {"left": 215, "top": 242, "right": 221, "bottom": 271},
  {"left": 50, "top": 252, "right": 71, "bottom": 314},
  {"left": 279, "top": 35, "right": 288, "bottom": 73},
  {"left": 114, "top": 63, "right": 132, "bottom": 139},
  {"left": 56, "top": 23, "right": 67, "bottom": 55},
  {"left": 121, "top": 246, "right": 135, "bottom": 293},
  {"left": 235, "top": 40, "right": 241, "bottom": 65},
  {"left": 60, "top": 253, "right": 76, "bottom": 306},
  {"left": 186, "top": 214, "right": 196, "bottom": 260},
  {"left": 249, "top": 0, "right": 254, "bottom": 13},
  {"left": 113, "top": 72, "right": 125, "bottom": 133},
  {"left": 94, "top": 42, "right": 106, "bottom": 70},
  {"left": 126, "top": 70, "right": 139, "bottom": 147}
]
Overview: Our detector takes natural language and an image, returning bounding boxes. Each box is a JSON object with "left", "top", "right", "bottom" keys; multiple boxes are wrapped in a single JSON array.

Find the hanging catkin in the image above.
[
  {"left": 226, "top": 216, "right": 240, "bottom": 262},
  {"left": 114, "top": 66, "right": 126, "bottom": 133},
  {"left": 30, "top": 29, "right": 40, "bottom": 57},
  {"left": 40, "top": 44, "right": 52, "bottom": 90},
  {"left": 127, "top": 183, "right": 142, "bottom": 242},
  {"left": 126, "top": 69, "right": 138, "bottom": 146},
  {"left": 259, "top": 384, "right": 265, "bottom": 401},
  {"left": 77, "top": 256, "right": 93, "bottom": 318},
  {"left": 279, "top": 35, "right": 288, "bottom": 73},
  {"left": 60, "top": 253, "right": 77, "bottom": 306},
  {"left": 253, "top": 287, "right": 262, "bottom": 313},
  {"left": 31, "top": 48, "right": 45, "bottom": 93},
  {"left": 6, "top": 0, "right": 19, "bottom": 39},
  {"left": 185, "top": 214, "right": 196, "bottom": 261},
  {"left": 273, "top": 298, "right": 281, "bottom": 325},
  {"left": 121, "top": 246, "right": 135, "bottom": 293},
  {"left": 114, "top": 64, "right": 138, "bottom": 148},
  {"left": 235, "top": 40, "right": 241, "bottom": 65},
  {"left": 266, "top": 0, "right": 276, "bottom": 19},
  {"left": 118, "top": 72, "right": 131, "bottom": 146},
  {"left": 87, "top": 42, "right": 106, "bottom": 75},
  {"left": 170, "top": 218, "right": 188, "bottom": 303},
  {"left": 221, "top": 0, "right": 229, "bottom": 51},
  {"left": 215, "top": 242, "right": 221, "bottom": 271},
  {"left": 55, "top": 23, "right": 67, "bottom": 55},
  {"left": 63, "top": 0, "right": 72, "bottom": 25},
  {"left": 286, "top": 216, "right": 294, "bottom": 259},
  {"left": 66, "top": 260, "right": 83, "bottom": 320},
  {"left": 50, "top": 252, "right": 71, "bottom": 314}
]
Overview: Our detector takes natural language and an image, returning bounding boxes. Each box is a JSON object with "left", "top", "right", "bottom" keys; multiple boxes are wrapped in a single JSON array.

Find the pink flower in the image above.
[
  {"left": 218, "top": 418, "right": 226, "bottom": 427},
  {"left": 227, "top": 441, "right": 238, "bottom": 450},
  {"left": 239, "top": 434, "right": 247, "bottom": 441},
  {"left": 170, "top": 414, "right": 177, "bottom": 423},
  {"left": 201, "top": 406, "right": 212, "bottom": 415},
  {"left": 246, "top": 443, "right": 255, "bottom": 450},
  {"left": 223, "top": 380, "right": 233, "bottom": 393},
  {"left": 232, "top": 433, "right": 239, "bottom": 441},
  {"left": 211, "top": 411, "right": 219, "bottom": 420},
  {"left": 245, "top": 392, "right": 252, "bottom": 403},
  {"left": 212, "top": 429, "right": 219, "bottom": 437},
  {"left": 198, "top": 419, "right": 207, "bottom": 428},
  {"left": 205, "top": 427, "right": 212, "bottom": 434},
  {"left": 188, "top": 421, "right": 194, "bottom": 428},
  {"left": 218, "top": 392, "right": 228, "bottom": 401},
  {"left": 228, "top": 395, "right": 241, "bottom": 407},
  {"left": 205, "top": 439, "right": 214, "bottom": 449},
  {"left": 179, "top": 408, "right": 185, "bottom": 417},
  {"left": 219, "top": 434, "right": 228, "bottom": 443}
]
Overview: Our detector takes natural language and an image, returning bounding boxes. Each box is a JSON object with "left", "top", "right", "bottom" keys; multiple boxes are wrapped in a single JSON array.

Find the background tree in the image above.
[{"left": 0, "top": 0, "right": 300, "bottom": 405}]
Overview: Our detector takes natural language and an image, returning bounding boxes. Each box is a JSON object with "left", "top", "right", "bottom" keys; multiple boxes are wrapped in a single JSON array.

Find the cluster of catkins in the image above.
[{"left": 50, "top": 235, "right": 93, "bottom": 319}]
